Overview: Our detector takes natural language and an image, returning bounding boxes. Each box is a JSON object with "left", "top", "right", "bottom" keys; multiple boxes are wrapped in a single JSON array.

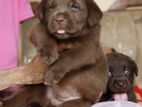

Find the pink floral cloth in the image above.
[{"left": 0, "top": 0, "right": 34, "bottom": 70}]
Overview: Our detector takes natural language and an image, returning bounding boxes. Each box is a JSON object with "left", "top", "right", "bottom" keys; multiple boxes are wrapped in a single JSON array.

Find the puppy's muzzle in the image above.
[
  {"left": 53, "top": 13, "right": 68, "bottom": 27},
  {"left": 114, "top": 78, "right": 127, "bottom": 88}
]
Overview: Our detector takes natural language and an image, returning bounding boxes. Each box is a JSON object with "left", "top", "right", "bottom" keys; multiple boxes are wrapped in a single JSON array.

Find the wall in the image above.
[{"left": 95, "top": 0, "right": 116, "bottom": 11}]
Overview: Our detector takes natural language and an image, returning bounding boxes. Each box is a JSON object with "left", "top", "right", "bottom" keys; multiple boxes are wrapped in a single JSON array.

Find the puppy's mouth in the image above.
[
  {"left": 54, "top": 29, "right": 69, "bottom": 39},
  {"left": 109, "top": 79, "right": 130, "bottom": 101},
  {"left": 56, "top": 29, "right": 66, "bottom": 35},
  {"left": 113, "top": 93, "right": 128, "bottom": 101},
  {"left": 110, "top": 87, "right": 129, "bottom": 101},
  {"left": 49, "top": 19, "right": 79, "bottom": 39},
  {"left": 54, "top": 28, "right": 77, "bottom": 39}
]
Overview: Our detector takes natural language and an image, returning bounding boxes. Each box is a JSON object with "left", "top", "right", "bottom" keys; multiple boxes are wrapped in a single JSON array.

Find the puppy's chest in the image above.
[
  {"left": 57, "top": 41, "right": 76, "bottom": 52},
  {"left": 47, "top": 85, "right": 81, "bottom": 106}
]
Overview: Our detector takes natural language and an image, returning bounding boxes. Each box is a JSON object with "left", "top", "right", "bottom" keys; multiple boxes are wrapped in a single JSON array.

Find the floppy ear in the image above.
[
  {"left": 36, "top": 0, "right": 47, "bottom": 24},
  {"left": 86, "top": 0, "right": 103, "bottom": 27},
  {"left": 130, "top": 59, "right": 138, "bottom": 76}
]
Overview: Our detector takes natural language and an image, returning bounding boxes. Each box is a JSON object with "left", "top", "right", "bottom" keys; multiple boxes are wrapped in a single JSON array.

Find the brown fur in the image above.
[{"left": 3, "top": 0, "right": 107, "bottom": 107}]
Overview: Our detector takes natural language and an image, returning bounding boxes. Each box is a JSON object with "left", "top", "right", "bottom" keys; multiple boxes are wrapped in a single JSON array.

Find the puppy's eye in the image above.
[
  {"left": 125, "top": 70, "right": 130, "bottom": 75},
  {"left": 108, "top": 67, "right": 113, "bottom": 77},
  {"left": 123, "top": 66, "right": 130, "bottom": 75},
  {"left": 108, "top": 71, "right": 112, "bottom": 77},
  {"left": 70, "top": 3, "right": 80, "bottom": 11}
]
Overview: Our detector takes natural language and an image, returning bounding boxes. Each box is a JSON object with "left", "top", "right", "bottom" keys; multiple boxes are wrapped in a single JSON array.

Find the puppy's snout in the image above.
[
  {"left": 114, "top": 79, "right": 126, "bottom": 88},
  {"left": 55, "top": 14, "right": 66, "bottom": 24}
]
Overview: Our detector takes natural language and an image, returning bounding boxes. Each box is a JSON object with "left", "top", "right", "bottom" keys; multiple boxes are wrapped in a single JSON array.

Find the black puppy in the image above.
[{"left": 100, "top": 50, "right": 138, "bottom": 102}]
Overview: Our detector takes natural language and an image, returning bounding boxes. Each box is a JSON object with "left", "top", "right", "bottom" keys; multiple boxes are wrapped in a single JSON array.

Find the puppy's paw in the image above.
[
  {"left": 37, "top": 46, "right": 59, "bottom": 65},
  {"left": 44, "top": 69, "right": 65, "bottom": 85}
]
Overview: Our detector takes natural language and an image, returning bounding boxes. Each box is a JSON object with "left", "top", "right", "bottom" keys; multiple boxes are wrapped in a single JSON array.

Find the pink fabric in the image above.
[{"left": 0, "top": 0, "right": 34, "bottom": 70}]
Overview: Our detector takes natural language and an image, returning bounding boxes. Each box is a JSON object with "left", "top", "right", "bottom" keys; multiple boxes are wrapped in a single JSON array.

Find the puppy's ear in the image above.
[
  {"left": 130, "top": 59, "right": 138, "bottom": 76},
  {"left": 36, "top": 0, "right": 46, "bottom": 24},
  {"left": 86, "top": 0, "right": 103, "bottom": 27}
]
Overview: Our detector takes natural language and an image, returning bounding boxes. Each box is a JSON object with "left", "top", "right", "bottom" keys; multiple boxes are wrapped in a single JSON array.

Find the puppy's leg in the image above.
[
  {"left": 30, "top": 23, "right": 58, "bottom": 65},
  {"left": 59, "top": 99, "right": 92, "bottom": 107},
  {"left": 44, "top": 38, "right": 105, "bottom": 85}
]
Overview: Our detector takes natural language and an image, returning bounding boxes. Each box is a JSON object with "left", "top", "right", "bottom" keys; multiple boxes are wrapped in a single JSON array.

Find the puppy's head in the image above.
[
  {"left": 36, "top": 0, "right": 102, "bottom": 39},
  {"left": 107, "top": 51, "right": 138, "bottom": 94}
]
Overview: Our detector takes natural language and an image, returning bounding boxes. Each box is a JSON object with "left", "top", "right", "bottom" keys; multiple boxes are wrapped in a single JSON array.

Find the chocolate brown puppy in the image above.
[
  {"left": 3, "top": 0, "right": 107, "bottom": 107},
  {"left": 30, "top": 0, "right": 107, "bottom": 86},
  {"left": 100, "top": 50, "right": 138, "bottom": 102}
]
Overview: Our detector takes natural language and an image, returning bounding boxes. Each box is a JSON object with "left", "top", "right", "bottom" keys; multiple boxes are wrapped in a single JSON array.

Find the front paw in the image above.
[
  {"left": 44, "top": 69, "right": 65, "bottom": 85},
  {"left": 38, "top": 46, "right": 59, "bottom": 65}
]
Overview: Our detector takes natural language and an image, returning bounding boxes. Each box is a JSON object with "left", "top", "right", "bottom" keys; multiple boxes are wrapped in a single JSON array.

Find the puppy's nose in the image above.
[
  {"left": 55, "top": 14, "right": 65, "bottom": 24},
  {"left": 115, "top": 79, "right": 126, "bottom": 88}
]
